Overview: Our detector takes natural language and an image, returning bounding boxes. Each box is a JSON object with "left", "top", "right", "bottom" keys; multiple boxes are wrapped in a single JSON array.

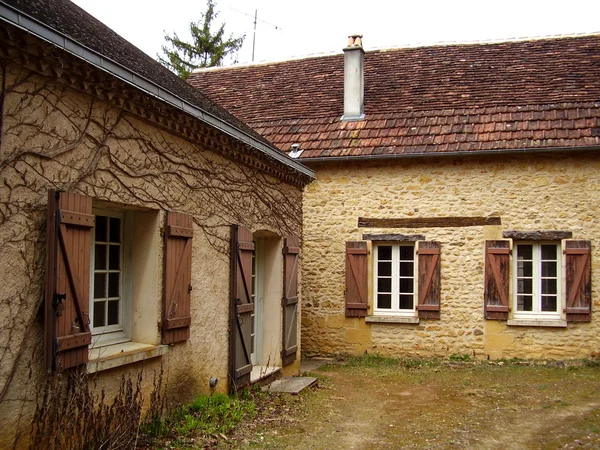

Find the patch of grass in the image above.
[
  {"left": 143, "top": 392, "right": 256, "bottom": 444},
  {"left": 582, "top": 420, "right": 600, "bottom": 434},
  {"left": 399, "top": 357, "right": 442, "bottom": 369},
  {"left": 344, "top": 353, "right": 400, "bottom": 368},
  {"left": 340, "top": 353, "right": 442, "bottom": 370},
  {"left": 582, "top": 358, "right": 600, "bottom": 368},
  {"left": 448, "top": 353, "right": 471, "bottom": 362}
]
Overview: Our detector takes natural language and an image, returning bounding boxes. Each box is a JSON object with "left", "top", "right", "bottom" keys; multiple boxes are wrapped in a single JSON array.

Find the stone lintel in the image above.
[
  {"left": 362, "top": 233, "right": 425, "bottom": 242},
  {"left": 502, "top": 230, "right": 573, "bottom": 240}
]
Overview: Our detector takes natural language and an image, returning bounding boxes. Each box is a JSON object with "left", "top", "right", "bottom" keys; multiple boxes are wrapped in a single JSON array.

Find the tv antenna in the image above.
[{"left": 227, "top": 6, "right": 282, "bottom": 61}]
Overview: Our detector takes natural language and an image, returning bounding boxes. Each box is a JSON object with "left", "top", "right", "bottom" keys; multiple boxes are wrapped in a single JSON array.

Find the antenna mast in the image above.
[
  {"left": 252, "top": 9, "right": 257, "bottom": 61},
  {"left": 227, "top": 5, "right": 281, "bottom": 62}
]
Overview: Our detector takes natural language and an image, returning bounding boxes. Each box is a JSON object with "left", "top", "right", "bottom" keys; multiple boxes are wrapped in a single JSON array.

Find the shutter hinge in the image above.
[{"left": 188, "top": 284, "right": 193, "bottom": 293}]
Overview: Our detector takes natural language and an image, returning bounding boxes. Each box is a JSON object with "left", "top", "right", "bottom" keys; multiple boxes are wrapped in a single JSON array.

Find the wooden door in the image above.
[
  {"left": 282, "top": 235, "right": 299, "bottom": 366},
  {"left": 230, "top": 225, "right": 254, "bottom": 391}
]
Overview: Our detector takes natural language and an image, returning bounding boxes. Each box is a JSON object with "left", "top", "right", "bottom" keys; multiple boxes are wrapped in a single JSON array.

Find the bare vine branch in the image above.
[{"left": 0, "top": 50, "right": 302, "bottom": 419}]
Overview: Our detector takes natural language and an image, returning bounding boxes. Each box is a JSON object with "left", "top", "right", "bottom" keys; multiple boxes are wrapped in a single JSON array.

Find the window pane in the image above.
[
  {"left": 107, "top": 300, "right": 119, "bottom": 325},
  {"left": 377, "top": 294, "right": 391, "bottom": 309},
  {"left": 108, "top": 272, "right": 120, "bottom": 298},
  {"left": 541, "top": 245, "right": 557, "bottom": 260},
  {"left": 94, "top": 273, "right": 106, "bottom": 299},
  {"left": 95, "top": 244, "right": 107, "bottom": 270},
  {"left": 399, "top": 278, "right": 413, "bottom": 294},
  {"left": 542, "top": 278, "right": 557, "bottom": 295},
  {"left": 93, "top": 301, "right": 106, "bottom": 327},
  {"left": 378, "top": 261, "right": 392, "bottom": 276},
  {"left": 517, "top": 245, "right": 533, "bottom": 260},
  {"left": 95, "top": 216, "right": 107, "bottom": 242},
  {"left": 399, "top": 261, "right": 414, "bottom": 277},
  {"left": 541, "top": 261, "right": 557, "bottom": 277},
  {"left": 399, "top": 246, "right": 414, "bottom": 261},
  {"left": 541, "top": 296, "right": 557, "bottom": 312},
  {"left": 109, "top": 245, "right": 120, "bottom": 270},
  {"left": 517, "top": 295, "right": 532, "bottom": 311},
  {"left": 378, "top": 246, "right": 392, "bottom": 260},
  {"left": 377, "top": 277, "right": 392, "bottom": 293},
  {"left": 517, "top": 260, "right": 532, "bottom": 278},
  {"left": 399, "top": 294, "right": 414, "bottom": 310},
  {"left": 518, "top": 279, "right": 532, "bottom": 294},
  {"left": 109, "top": 217, "right": 121, "bottom": 243}
]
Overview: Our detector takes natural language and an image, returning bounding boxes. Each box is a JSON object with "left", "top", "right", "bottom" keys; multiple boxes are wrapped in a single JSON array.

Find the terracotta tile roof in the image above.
[
  {"left": 5, "top": 0, "right": 270, "bottom": 146},
  {"left": 188, "top": 35, "right": 600, "bottom": 159}
]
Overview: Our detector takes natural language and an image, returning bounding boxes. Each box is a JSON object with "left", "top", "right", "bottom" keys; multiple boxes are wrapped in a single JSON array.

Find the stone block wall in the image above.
[{"left": 301, "top": 153, "right": 600, "bottom": 360}]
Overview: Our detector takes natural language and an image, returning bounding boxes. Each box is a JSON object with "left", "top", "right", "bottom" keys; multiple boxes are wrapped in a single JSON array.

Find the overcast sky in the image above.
[{"left": 71, "top": 0, "right": 600, "bottom": 65}]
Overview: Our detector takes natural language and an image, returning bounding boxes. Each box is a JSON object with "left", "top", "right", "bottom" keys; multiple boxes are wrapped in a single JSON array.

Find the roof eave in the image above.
[
  {"left": 0, "top": 2, "right": 315, "bottom": 181},
  {"left": 299, "top": 145, "right": 600, "bottom": 164}
]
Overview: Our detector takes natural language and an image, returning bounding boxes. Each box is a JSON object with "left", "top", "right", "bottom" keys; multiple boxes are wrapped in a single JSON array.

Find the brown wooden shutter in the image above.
[
  {"left": 345, "top": 241, "right": 368, "bottom": 317},
  {"left": 162, "top": 211, "right": 193, "bottom": 344},
  {"left": 229, "top": 225, "right": 254, "bottom": 391},
  {"left": 44, "top": 190, "right": 93, "bottom": 371},
  {"left": 484, "top": 240, "right": 510, "bottom": 320},
  {"left": 565, "top": 240, "right": 592, "bottom": 323},
  {"left": 417, "top": 241, "right": 441, "bottom": 319},
  {"left": 282, "top": 235, "right": 299, "bottom": 366}
]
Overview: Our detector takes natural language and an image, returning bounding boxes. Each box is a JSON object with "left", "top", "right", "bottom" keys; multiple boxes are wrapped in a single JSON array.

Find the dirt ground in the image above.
[{"left": 232, "top": 357, "right": 600, "bottom": 450}]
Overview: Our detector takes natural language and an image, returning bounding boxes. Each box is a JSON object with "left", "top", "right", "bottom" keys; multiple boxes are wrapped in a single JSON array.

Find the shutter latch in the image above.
[
  {"left": 53, "top": 293, "right": 66, "bottom": 316},
  {"left": 188, "top": 284, "right": 193, "bottom": 293}
]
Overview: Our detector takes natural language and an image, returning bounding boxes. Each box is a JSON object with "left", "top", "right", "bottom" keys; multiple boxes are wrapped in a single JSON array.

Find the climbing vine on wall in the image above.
[{"left": 0, "top": 37, "right": 303, "bottom": 432}]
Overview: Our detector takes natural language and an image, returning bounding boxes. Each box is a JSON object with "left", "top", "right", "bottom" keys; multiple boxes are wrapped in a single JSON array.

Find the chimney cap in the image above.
[{"left": 345, "top": 34, "right": 363, "bottom": 49}]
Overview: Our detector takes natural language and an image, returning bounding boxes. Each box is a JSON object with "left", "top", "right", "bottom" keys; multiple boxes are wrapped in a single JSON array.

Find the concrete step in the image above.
[{"left": 263, "top": 376, "right": 318, "bottom": 394}]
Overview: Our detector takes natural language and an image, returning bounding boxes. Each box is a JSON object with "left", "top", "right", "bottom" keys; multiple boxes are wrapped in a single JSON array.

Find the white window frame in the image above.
[
  {"left": 373, "top": 243, "right": 417, "bottom": 317},
  {"left": 90, "top": 208, "right": 133, "bottom": 346},
  {"left": 512, "top": 241, "right": 561, "bottom": 320},
  {"left": 251, "top": 238, "right": 265, "bottom": 366}
]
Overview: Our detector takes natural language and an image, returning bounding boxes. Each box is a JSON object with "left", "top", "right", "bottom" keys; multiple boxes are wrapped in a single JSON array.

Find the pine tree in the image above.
[{"left": 158, "top": 0, "right": 244, "bottom": 80}]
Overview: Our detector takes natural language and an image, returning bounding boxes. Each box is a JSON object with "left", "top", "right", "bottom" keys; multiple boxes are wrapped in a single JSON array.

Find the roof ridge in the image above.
[
  {"left": 193, "top": 31, "right": 600, "bottom": 73},
  {"left": 370, "top": 31, "right": 600, "bottom": 53},
  {"left": 192, "top": 50, "right": 341, "bottom": 73}
]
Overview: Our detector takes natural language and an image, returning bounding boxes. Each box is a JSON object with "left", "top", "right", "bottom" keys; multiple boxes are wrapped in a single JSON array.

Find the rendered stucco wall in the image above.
[
  {"left": 0, "top": 60, "right": 303, "bottom": 448},
  {"left": 301, "top": 153, "right": 600, "bottom": 360}
]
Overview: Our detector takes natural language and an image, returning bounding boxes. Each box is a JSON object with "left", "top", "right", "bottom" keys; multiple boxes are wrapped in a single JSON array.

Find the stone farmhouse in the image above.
[
  {"left": 0, "top": 0, "right": 313, "bottom": 447},
  {"left": 189, "top": 34, "right": 600, "bottom": 361}
]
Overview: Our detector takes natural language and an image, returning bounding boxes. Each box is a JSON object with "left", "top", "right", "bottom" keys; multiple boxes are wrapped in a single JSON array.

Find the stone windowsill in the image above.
[
  {"left": 507, "top": 319, "right": 567, "bottom": 328},
  {"left": 365, "top": 315, "right": 420, "bottom": 324},
  {"left": 88, "top": 342, "right": 169, "bottom": 374}
]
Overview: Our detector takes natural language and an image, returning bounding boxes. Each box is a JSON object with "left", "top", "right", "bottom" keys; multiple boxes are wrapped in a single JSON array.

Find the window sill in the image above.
[
  {"left": 365, "top": 316, "right": 419, "bottom": 324},
  {"left": 507, "top": 319, "right": 567, "bottom": 328},
  {"left": 88, "top": 342, "right": 169, "bottom": 374}
]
